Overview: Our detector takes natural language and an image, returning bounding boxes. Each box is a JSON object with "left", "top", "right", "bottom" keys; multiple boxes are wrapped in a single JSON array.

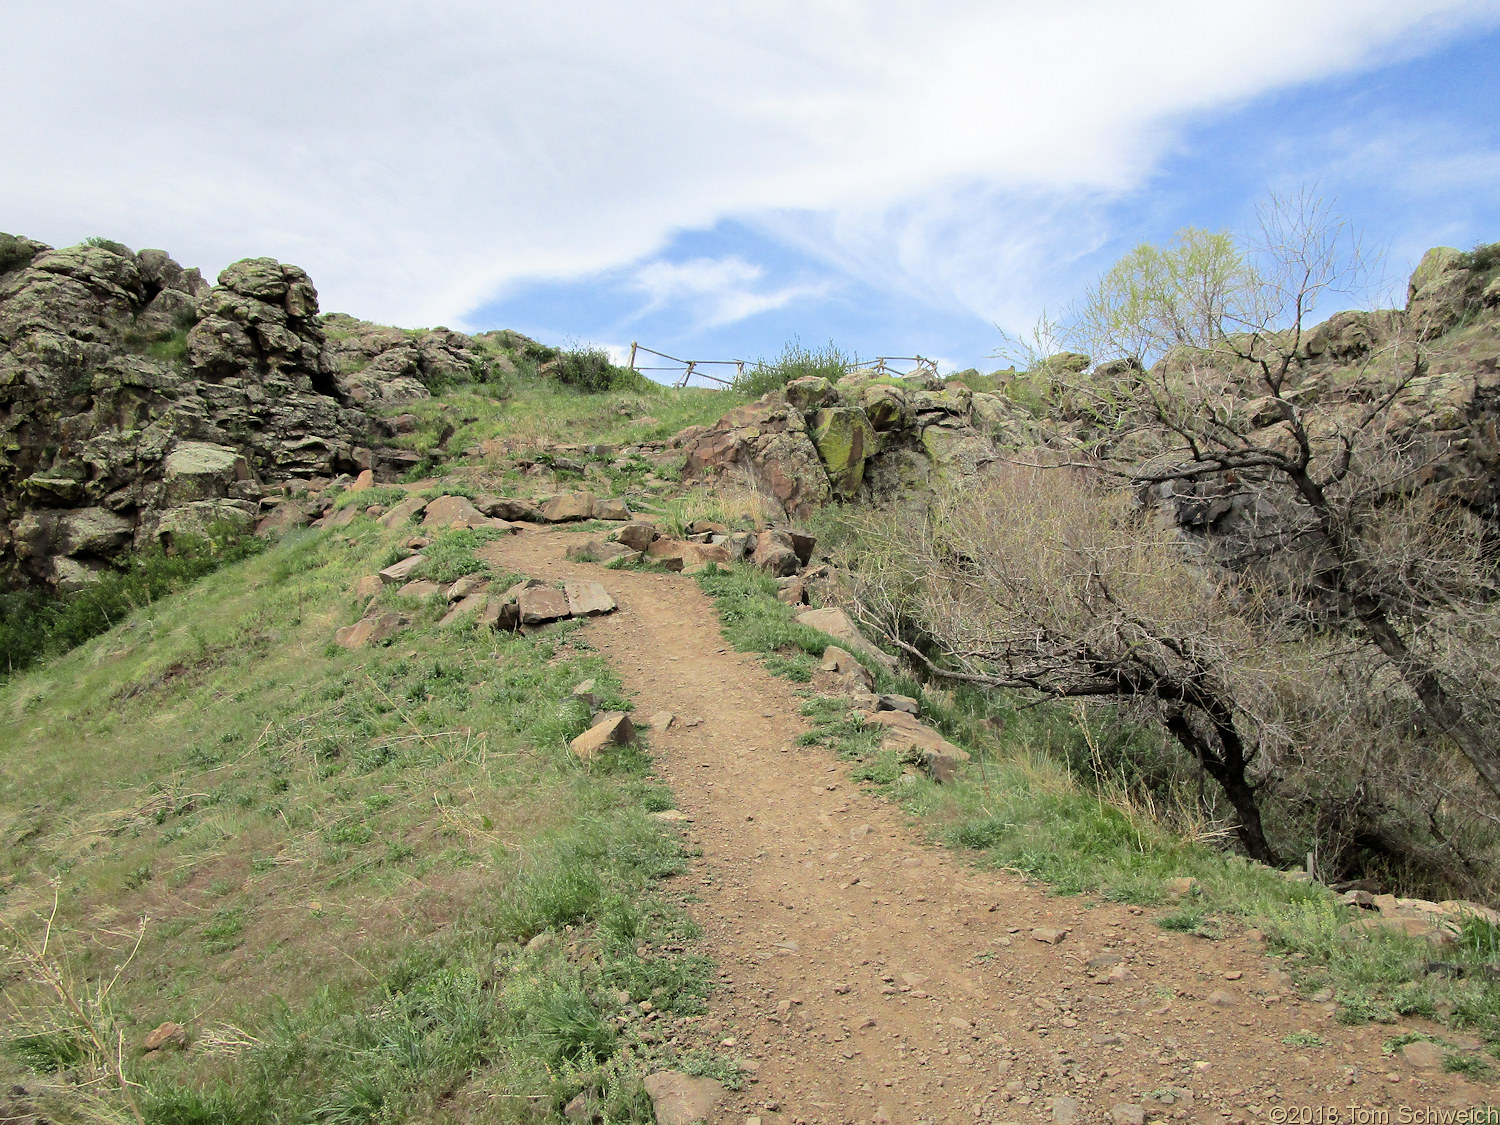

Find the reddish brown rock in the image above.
[
  {"left": 564, "top": 581, "right": 617, "bottom": 617},
  {"left": 616, "top": 521, "right": 657, "bottom": 552},
  {"left": 422, "top": 494, "right": 484, "bottom": 528},
  {"left": 518, "top": 586, "right": 570, "bottom": 624},
  {"left": 142, "top": 1022, "right": 189, "bottom": 1052},
  {"left": 335, "top": 612, "right": 409, "bottom": 649},
  {"left": 540, "top": 492, "right": 596, "bottom": 522},
  {"left": 679, "top": 398, "right": 831, "bottom": 518},
  {"left": 378, "top": 496, "right": 426, "bottom": 529},
  {"left": 378, "top": 554, "right": 424, "bottom": 584}
]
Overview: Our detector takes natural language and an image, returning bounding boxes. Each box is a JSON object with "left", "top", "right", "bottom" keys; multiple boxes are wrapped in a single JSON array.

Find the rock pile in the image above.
[
  {"left": 338, "top": 550, "right": 618, "bottom": 648},
  {"left": 1335, "top": 889, "right": 1500, "bottom": 950}
]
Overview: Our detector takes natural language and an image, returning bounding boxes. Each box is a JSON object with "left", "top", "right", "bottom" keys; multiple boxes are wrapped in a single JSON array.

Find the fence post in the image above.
[{"left": 627, "top": 341, "right": 638, "bottom": 373}]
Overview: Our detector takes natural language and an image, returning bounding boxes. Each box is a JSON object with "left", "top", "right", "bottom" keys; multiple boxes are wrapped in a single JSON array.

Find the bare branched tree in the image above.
[
  {"left": 1056, "top": 191, "right": 1500, "bottom": 806},
  {"left": 840, "top": 467, "right": 1289, "bottom": 861}
]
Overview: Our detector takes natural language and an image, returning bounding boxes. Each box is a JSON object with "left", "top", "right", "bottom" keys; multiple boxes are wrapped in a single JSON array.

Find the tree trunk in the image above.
[
  {"left": 1163, "top": 710, "right": 1278, "bottom": 865},
  {"left": 1354, "top": 597, "right": 1500, "bottom": 803}
]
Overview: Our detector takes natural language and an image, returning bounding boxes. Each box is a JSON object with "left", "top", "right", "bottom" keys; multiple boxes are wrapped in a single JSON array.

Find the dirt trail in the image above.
[{"left": 483, "top": 528, "right": 1485, "bottom": 1124}]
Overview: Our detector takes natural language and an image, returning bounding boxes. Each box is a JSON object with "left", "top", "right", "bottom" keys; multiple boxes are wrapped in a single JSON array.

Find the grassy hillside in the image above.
[{"left": 0, "top": 514, "right": 724, "bottom": 1124}]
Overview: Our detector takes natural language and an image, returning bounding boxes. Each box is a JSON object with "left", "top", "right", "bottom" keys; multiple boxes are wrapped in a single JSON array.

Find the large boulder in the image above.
[
  {"left": 810, "top": 407, "right": 877, "bottom": 497},
  {"left": 680, "top": 398, "right": 831, "bottom": 517}
]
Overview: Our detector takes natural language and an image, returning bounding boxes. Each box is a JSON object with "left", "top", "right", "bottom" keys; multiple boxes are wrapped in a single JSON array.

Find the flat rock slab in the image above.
[
  {"left": 570, "top": 712, "right": 636, "bottom": 762},
  {"left": 518, "top": 586, "right": 571, "bottom": 624},
  {"left": 565, "top": 581, "right": 617, "bottom": 617},
  {"left": 398, "top": 579, "right": 443, "bottom": 598},
  {"left": 795, "top": 606, "right": 896, "bottom": 672},
  {"left": 378, "top": 496, "right": 426, "bottom": 529},
  {"left": 439, "top": 593, "right": 488, "bottom": 626},
  {"left": 335, "top": 612, "right": 409, "bottom": 649},
  {"left": 616, "top": 521, "right": 657, "bottom": 552},
  {"left": 593, "top": 497, "right": 630, "bottom": 520},
  {"left": 642, "top": 1072, "right": 724, "bottom": 1125},
  {"left": 378, "top": 554, "right": 424, "bottom": 584},
  {"left": 541, "top": 492, "right": 596, "bottom": 522}
]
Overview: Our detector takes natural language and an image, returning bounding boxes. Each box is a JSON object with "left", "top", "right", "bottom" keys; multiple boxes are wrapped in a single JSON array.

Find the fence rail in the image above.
[{"left": 626, "top": 342, "right": 940, "bottom": 389}]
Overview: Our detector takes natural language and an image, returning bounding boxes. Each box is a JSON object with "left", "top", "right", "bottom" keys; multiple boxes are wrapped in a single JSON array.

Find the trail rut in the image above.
[{"left": 482, "top": 528, "right": 1486, "bottom": 1125}]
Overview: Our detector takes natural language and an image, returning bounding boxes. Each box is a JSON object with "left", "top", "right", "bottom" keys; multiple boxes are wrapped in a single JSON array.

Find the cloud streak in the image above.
[{"left": 4, "top": 0, "right": 1496, "bottom": 330}]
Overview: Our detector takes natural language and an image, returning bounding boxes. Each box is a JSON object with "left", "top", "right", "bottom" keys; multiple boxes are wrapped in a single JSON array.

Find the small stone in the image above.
[
  {"left": 378, "top": 553, "right": 424, "bottom": 584},
  {"left": 353, "top": 575, "right": 382, "bottom": 600},
  {"left": 1052, "top": 1095, "right": 1081, "bottom": 1124},
  {"left": 563, "top": 1089, "right": 598, "bottom": 1122},
  {"left": 398, "top": 579, "right": 443, "bottom": 598},
  {"left": 334, "top": 612, "right": 409, "bottom": 649},
  {"left": 570, "top": 712, "right": 636, "bottom": 762},
  {"left": 142, "top": 1022, "right": 188, "bottom": 1052},
  {"left": 1105, "top": 963, "right": 1136, "bottom": 983},
  {"left": 873, "top": 1108, "right": 892, "bottom": 1125},
  {"left": 1165, "top": 876, "right": 1200, "bottom": 900},
  {"left": 447, "top": 573, "right": 489, "bottom": 600},
  {"left": 592, "top": 496, "right": 631, "bottom": 521},
  {"left": 650, "top": 712, "right": 675, "bottom": 732},
  {"left": 1266, "top": 968, "right": 1294, "bottom": 989},
  {"left": 564, "top": 580, "right": 617, "bottom": 617},
  {"left": 1223, "top": 970, "right": 1243, "bottom": 980},
  {"left": 1031, "top": 927, "right": 1068, "bottom": 945},
  {"left": 1109, "top": 1105, "right": 1146, "bottom": 1125},
  {"left": 518, "top": 585, "right": 571, "bottom": 624},
  {"left": 1207, "top": 989, "right": 1237, "bottom": 1008}
]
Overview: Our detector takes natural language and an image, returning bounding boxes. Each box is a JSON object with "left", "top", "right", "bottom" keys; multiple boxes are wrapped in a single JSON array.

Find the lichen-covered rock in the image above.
[
  {"left": 811, "top": 406, "right": 877, "bottom": 496},
  {"left": 784, "top": 375, "right": 841, "bottom": 412}
]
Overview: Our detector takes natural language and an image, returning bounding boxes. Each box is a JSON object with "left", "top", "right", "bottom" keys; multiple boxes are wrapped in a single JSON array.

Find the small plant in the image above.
[
  {"left": 82, "top": 235, "right": 131, "bottom": 256},
  {"left": 1282, "top": 1031, "right": 1325, "bottom": 1047},
  {"left": 1444, "top": 1051, "right": 1494, "bottom": 1077}
]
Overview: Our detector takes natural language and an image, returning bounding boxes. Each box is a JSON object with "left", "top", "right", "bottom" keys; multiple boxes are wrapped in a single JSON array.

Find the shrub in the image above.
[
  {"left": 733, "top": 339, "right": 855, "bottom": 398},
  {"left": 551, "top": 346, "right": 624, "bottom": 394}
]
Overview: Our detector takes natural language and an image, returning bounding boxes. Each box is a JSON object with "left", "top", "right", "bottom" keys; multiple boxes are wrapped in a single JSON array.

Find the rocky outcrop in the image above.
[
  {"left": 676, "top": 369, "right": 1035, "bottom": 515},
  {"left": 0, "top": 233, "right": 543, "bottom": 589}
]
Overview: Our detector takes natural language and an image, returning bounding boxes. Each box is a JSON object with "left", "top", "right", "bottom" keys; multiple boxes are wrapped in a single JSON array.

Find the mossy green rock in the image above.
[
  {"left": 785, "top": 375, "right": 840, "bottom": 413},
  {"left": 858, "top": 383, "right": 908, "bottom": 431},
  {"left": 811, "top": 407, "right": 876, "bottom": 496}
]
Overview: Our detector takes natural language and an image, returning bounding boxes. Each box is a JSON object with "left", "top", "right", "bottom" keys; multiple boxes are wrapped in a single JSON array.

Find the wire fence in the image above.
[{"left": 626, "top": 342, "right": 940, "bottom": 389}]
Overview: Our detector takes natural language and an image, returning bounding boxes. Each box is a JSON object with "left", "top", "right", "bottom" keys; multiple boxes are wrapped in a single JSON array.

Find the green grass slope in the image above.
[{"left": 0, "top": 516, "right": 725, "bottom": 1124}]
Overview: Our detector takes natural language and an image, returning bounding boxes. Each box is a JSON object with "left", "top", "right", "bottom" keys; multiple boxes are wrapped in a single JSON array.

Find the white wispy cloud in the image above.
[
  {"left": 630, "top": 256, "right": 832, "bottom": 329},
  {"left": 3, "top": 0, "right": 1496, "bottom": 329}
]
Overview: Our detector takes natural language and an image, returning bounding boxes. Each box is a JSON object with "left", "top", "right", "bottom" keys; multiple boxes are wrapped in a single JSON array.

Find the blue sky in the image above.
[
  {"left": 6, "top": 2, "right": 1500, "bottom": 376},
  {"left": 473, "top": 21, "right": 1500, "bottom": 372}
]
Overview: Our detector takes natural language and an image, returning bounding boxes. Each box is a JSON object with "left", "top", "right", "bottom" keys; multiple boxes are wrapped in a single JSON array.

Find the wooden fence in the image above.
[{"left": 626, "top": 342, "right": 939, "bottom": 389}]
